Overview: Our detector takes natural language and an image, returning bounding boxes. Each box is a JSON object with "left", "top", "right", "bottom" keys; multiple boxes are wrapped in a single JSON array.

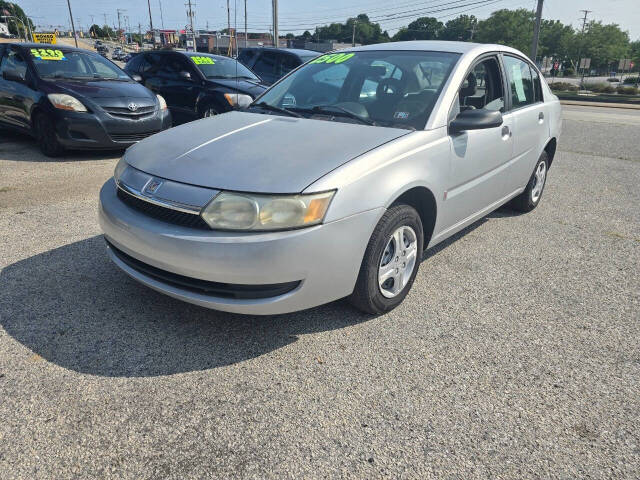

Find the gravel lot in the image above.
[{"left": 1, "top": 105, "right": 639, "bottom": 479}]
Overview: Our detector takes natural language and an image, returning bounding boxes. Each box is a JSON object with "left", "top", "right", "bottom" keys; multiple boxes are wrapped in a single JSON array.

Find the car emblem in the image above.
[
  {"left": 145, "top": 178, "right": 164, "bottom": 195},
  {"left": 127, "top": 102, "right": 139, "bottom": 112}
]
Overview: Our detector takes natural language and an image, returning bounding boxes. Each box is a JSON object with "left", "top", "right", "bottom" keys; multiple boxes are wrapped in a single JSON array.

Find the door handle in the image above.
[
  {"left": 501, "top": 125, "right": 512, "bottom": 138},
  {"left": 538, "top": 112, "right": 545, "bottom": 122}
]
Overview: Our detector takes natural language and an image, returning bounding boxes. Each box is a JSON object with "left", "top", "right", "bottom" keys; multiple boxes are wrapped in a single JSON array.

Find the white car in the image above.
[{"left": 99, "top": 41, "right": 561, "bottom": 315}]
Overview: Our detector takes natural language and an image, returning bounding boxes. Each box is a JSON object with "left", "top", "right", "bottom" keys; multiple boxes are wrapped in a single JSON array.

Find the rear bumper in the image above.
[
  {"left": 99, "top": 178, "right": 382, "bottom": 315},
  {"left": 54, "top": 108, "right": 172, "bottom": 150}
]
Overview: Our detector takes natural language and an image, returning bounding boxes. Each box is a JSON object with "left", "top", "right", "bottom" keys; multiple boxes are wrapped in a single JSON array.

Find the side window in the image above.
[
  {"left": 452, "top": 56, "right": 504, "bottom": 119},
  {"left": 504, "top": 55, "right": 534, "bottom": 109},
  {"left": 158, "top": 55, "right": 192, "bottom": 76},
  {"left": 125, "top": 54, "right": 143, "bottom": 73},
  {"left": 237, "top": 49, "right": 258, "bottom": 66},
  {"left": 1, "top": 49, "right": 27, "bottom": 76},
  {"left": 530, "top": 66, "right": 543, "bottom": 102},
  {"left": 141, "top": 53, "right": 164, "bottom": 73},
  {"left": 253, "top": 52, "right": 278, "bottom": 77}
]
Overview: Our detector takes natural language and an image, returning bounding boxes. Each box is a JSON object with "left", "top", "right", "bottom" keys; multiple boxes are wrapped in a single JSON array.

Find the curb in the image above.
[{"left": 560, "top": 100, "right": 640, "bottom": 110}]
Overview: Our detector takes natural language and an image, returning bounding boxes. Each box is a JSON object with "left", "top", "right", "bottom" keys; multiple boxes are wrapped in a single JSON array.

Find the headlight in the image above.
[
  {"left": 201, "top": 191, "right": 335, "bottom": 231},
  {"left": 113, "top": 157, "right": 128, "bottom": 183},
  {"left": 224, "top": 93, "right": 253, "bottom": 109},
  {"left": 47, "top": 93, "right": 87, "bottom": 112},
  {"left": 156, "top": 94, "right": 167, "bottom": 110}
]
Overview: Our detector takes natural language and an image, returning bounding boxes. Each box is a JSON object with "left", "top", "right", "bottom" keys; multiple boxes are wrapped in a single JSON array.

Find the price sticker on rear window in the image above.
[
  {"left": 192, "top": 56, "right": 215, "bottom": 65},
  {"left": 30, "top": 48, "right": 66, "bottom": 61},
  {"left": 309, "top": 53, "right": 355, "bottom": 65}
]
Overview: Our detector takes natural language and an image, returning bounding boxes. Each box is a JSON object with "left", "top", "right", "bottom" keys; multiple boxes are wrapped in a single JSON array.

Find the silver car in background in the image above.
[{"left": 99, "top": 41, "right": 561, "bottom": 315}]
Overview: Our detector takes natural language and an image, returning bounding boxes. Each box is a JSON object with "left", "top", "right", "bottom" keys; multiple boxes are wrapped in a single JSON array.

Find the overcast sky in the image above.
[{"left": 21, "top": 0, "right": 640, "bottom": 40}]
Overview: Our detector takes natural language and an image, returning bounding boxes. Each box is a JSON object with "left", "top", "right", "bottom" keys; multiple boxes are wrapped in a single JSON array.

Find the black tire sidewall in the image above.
[
  {"left": 352, "top": 205, "right": 424, "bottom": 314},
  {"left": 35, "top": 114, "right": 63, "bottom": 157}
]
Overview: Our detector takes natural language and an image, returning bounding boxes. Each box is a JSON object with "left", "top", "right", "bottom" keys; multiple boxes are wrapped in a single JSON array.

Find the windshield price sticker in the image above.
[
  {"left": 31, "top": 48, "right": 66, "bottom": 61},
  {"left": 192, "top": 56, "right": 215, "bottom": 65},
  {"left": 310, "top": 53, "right": 355, "bottom": 65}
]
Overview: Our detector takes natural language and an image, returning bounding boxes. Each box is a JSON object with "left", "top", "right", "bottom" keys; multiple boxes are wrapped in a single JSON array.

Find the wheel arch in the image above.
[
  {"left": 544, "top": 137, "right": 557, "bottom": 168},
  {"left": 389, "top": 186, "right": 437, "bottom": 249}
]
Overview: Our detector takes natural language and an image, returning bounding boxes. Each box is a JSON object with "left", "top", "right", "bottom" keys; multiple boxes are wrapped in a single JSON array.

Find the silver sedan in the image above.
[{"left": 99, "top": 41, "right": 562, "bottom": 315}]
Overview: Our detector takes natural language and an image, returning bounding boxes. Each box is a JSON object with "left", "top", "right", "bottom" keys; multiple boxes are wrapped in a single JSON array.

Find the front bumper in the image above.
[
  {"left": 99, "top": 178, "right": 382, "bottom": 315},
  {"left": 54, "top": 108, "right": 172, "bottom": 150}
]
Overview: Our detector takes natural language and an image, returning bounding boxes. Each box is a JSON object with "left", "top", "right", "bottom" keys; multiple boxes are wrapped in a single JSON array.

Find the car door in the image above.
[
  {"left": 0, "top": 46, "right": 34, "bottom": 129},
  {"left": 441, "top": 54, "right": 514, "bottom": 231},
  {"left": 153, "top": 54, "right": 201, "bottom": 122},
  {"left": 137, "top": 52, "right": 166, "bottom": 94},
  {"left": 251, "top": 51, "right": 279, "bottom": 85},
  {"left": 501, "top": 54, "right": 548, "bottom": 193}
]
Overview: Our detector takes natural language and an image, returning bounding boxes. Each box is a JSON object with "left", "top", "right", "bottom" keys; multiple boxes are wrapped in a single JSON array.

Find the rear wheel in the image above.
[
  {"left": 35, "top": 113, "right": 64, "bottom": 157},
  {"left": 509, "top": 151, "right": 549, "bottom": 212},
  {"left": 350, "top": 205, "right": 423, "bottom": 315},
  {"left": 201, "top": 104, "right": 218, "bottom": 118}
]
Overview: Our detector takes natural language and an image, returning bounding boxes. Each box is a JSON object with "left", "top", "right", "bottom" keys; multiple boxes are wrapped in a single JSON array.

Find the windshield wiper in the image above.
[
  {"left": 251, "top": 102, "right": 302, "bottom": 118},
  {"left": 309, "top": 105, "right": 376, "bottom": 126}
]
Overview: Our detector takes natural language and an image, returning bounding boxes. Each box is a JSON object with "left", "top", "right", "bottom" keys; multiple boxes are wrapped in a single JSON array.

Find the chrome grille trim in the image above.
[{"left": 116, "top": 181, "right": 203, "bottom": 215}]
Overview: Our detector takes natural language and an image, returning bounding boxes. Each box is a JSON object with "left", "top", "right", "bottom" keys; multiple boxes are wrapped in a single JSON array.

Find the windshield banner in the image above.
[{"left": 31, "top": 48, "right": 66, "bottom": 61}]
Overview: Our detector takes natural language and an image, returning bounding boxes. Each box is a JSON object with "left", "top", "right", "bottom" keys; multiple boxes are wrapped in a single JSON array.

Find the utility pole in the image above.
[
  {"left": 117, "top": 9, "right": 126, "bottom": 44},
  {"left": 244, "top": 0, "right": 248, "bottom": 48},
  {"left": 147, "top": 0, "right": 155, "bottom": 48},
  {"left": 158, "top": 0, "right": 165, "bottom": 30},
  {"left": 272, "top": 0, "right": 278, "bottom": 48},
  {"left": 186, "top": 0, "right": 196, "bottom": 51},
  {"left": 66, "top": 0, "right": 78, "bottom": 47},
  {"left": 530, "top": 0, "right": 544, "bottom": 61},
  {"left": 352, "top": 19, "right": 357, "bottom": 47},
  {"left": 576, "top": 10, "right": 591, "bottom": 88}
]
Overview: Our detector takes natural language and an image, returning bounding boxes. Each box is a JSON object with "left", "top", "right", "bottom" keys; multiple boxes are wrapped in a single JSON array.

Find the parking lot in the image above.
[{"left": 0, "top": 105, "right": 639, "bottom": 478}]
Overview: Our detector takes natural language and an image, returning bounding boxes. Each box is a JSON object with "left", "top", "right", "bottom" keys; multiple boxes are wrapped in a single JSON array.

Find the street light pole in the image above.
[
  {"left": 244, "top": 0, "right": 247, "bottom": 48},
  {"left": 66, "top": 0, "right": 78, "bottom": 47},
  {"left": 147, "top": 0, "right": 155, "bottom": 49},
  {"left": 1, "top": 16, "right": 29, "bottom": 42},
  {"left": 272, "top": 0, "right": 278, "bottom": 48},
  {"left": 530, "top": 0, "right": 544, "bottom": 61}
]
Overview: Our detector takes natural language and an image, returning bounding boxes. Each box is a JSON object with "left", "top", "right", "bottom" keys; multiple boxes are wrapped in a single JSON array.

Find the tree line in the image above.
[{"left": 294, "top": 9, "right": 640, "bottom": 73}]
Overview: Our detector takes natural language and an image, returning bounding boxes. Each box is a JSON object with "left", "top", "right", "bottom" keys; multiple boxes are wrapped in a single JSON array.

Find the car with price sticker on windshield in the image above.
[
  {"left": 100, "top": 41, "right": 561, "bottom": 315},
  {"left": 123, "top": 50, "right": 268, "bottom": 124},
  {"left": 0, "top": 43, "right": 171, "bottom": 157}
]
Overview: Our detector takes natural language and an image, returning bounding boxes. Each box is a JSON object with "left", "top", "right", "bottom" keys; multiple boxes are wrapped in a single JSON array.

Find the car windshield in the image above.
[
  {"left": 30, "top": 48, "right": 130, "bottom": 80},
  {"left": 253, "top": 50, "right": 460, "bottom": 130},
  {"left": 187, "top": 54, "right": 259, "bottom": 80}
]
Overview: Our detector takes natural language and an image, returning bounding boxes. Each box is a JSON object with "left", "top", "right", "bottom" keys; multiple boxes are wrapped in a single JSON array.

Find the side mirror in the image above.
[
  {"left": 3, "top": 69, "right": 25, "bottom": 83},
  {"left": 131, "top": 74, "right": 142, "bottom": 82},
  {"left": 449, "top": 108, "right": 503, "bottom": 134},
  {"left": 179, "top": 71, "right": 192, "bottom": 80}
]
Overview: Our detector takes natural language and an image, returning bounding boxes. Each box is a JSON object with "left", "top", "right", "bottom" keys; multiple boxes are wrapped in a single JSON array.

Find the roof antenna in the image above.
[{"left": 234, "top": 0, "right": 238, "bottom": 96}]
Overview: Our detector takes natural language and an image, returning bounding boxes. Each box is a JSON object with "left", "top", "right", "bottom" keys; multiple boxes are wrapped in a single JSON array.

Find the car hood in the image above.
[
  {"left": 207, "top": 78, "right": 267, "bottom": 98},
  {"left": 125, "top": 111, "right": 410, "bottom": 193},
  {"left": 53, "top": 79, "right": 155, "bottom": 101}
]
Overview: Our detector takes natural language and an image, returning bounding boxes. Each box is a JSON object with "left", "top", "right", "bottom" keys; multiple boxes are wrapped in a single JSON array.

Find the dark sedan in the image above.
[
  {"left": 124, "top": 50, "right": 267, "bottom": 124},
  {"left": 0, "top": 43, "right": 171, "bottom": 157},
  {"left": 237, "top": 47, "right": 319, "bottom": 85}
]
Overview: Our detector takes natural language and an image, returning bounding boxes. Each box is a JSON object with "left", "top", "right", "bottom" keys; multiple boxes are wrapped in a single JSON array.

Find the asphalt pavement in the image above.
[{"left": 0, "top": 105, "right": 639, "bottom": 479}]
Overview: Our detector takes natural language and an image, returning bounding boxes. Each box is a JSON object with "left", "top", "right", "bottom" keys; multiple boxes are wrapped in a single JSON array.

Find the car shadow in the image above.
[
  {"left": 0, "top": 128, "right": 123, "bottom": 163},
  {"left": 1, "top": 215, "right": 494, "bottom": 378}
]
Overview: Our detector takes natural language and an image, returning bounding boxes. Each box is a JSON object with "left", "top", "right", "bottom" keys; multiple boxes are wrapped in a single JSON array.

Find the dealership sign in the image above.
[{"left": 33, "top": 33, "right": 57, "bottom": 44}]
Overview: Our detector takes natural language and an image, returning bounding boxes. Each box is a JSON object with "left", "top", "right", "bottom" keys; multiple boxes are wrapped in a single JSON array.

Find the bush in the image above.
[
  {"left": 607, "top": 77, "right": 621, "bottom": 82},
  {"left": 623, "top": 76, "right": 639, "bottom": 84},
  {"left": 616, "top": 85, "right": 638, "bottom": 95},
  {"left": 589, "top": 83, "right": 615, "bottom": 93},
  {"left": 549, "top": 82, "right": 578, "bottom": 92},
  {"left": 563, "top": 67, "right": 575, "bottom": 76}
]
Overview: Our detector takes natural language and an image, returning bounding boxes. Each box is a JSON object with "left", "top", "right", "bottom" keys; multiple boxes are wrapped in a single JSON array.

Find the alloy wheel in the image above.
[{"left": 378, "top": 226, "right": 418, "bottom": 298}]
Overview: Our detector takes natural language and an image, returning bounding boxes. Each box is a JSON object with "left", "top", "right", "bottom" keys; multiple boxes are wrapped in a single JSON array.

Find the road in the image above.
[{"left": 1, "top": 106, "right": 639, "bottom": 479}]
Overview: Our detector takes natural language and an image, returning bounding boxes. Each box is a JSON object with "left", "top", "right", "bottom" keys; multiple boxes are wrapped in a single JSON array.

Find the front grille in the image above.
[
  {"left": 117, "top": 187, "right": 211, "bottom": 230},
  {"left": 103, "top": 105, "right": 156, "bottom": 120},
  {"left": 107, "top": 240, "right": 301, "bottom": 299},
  {"left": 110, "top": 131, "right": 160, "bottom": 143}
]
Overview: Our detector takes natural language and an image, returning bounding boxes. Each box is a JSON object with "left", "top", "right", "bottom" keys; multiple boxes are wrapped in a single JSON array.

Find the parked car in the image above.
[
  {"left": 100, "top": 41, "right": 561, "bottom": 315},
  {"left": 96, "top": 45, "right": 109, "bottom": 57},
  {"left": 122, "top": 52, "right": 138, "bottom": 63},
  {"left": 112, "top": 47, "right": 126, "bottom": 61},
  {"left": 0, "top": 43, "right": 171, "bottom": 156},
  {"left": 123, "top": 50, "right": 267, "bottom": 124},
  {"left": 237, "top": 47, "right": 319, "bottom": 85}
]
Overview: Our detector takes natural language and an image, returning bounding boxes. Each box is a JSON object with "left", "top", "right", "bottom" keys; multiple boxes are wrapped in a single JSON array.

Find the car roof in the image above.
[
  {"left": 14, "top": 42, "right": 83, "bottom": 53},
  {"left": 348, "top": 40, "right": 527, "bottom": 58},
  {"left": 241, "top": 47, "right": 318, "bottom": 57}
]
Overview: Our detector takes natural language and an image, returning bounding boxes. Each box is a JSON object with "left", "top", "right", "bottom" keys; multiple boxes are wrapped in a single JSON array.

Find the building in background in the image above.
[{"left": 287, "top": 38, "right": 359, "bottom": 52}]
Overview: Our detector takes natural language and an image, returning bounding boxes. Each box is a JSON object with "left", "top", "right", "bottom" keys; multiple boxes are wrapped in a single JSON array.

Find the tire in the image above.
[
  {"left": 35, "top": 113, "right": 65, "bottom": 157},
  {"left": 201, "top": 104, "right": 218, "bottom": 118},
  {"left": 509, "top": 151, "right": 549, "bottom": 213},
  {"left": 350, "top": 204, "right": 424, "bottom": 315}
]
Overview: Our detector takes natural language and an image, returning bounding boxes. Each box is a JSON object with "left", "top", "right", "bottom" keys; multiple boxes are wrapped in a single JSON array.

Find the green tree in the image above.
[
  {"left": 538, "top": 19, "right": 575, "bottom": 60},
  {"left": 475, "top": 8, "right": 535, "bottom": 55},
  {"left": 0, "top": 0, "right": 34, "bottom": 38},
  {"left": 393, "top": 17, "right": 443, "bottom": 41},
  {"left": 572, "top": 21, "right": 630, "bottom": 70},
  {"left": 630, "top": 40, "right": 640, "bottom": 72},
  {"left": 440, "top": 15, "right": 478, "bottom": 41},
  {"left": 315, "top": 14, "right": 389, "bottom": 45}
]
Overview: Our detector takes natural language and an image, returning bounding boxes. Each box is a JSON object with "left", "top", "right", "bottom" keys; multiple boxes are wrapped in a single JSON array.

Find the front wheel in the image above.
[
  {"left": 35, "top": 113, "right": 65, "bottom": 157},
  {"left": 350, "top": 205, "right": 424, "bottom": 315},
  {"left": 201, "top": 104, "right": 218, "bottom": 118},
  {"left": 509, "top": 151, "right": 549, "bottom": 212}
]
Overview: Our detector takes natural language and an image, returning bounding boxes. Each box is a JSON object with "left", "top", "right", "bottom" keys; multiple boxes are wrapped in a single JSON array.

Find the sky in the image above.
[{"left": 18, "top": 0, "right": 640, "bottom": 40}]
